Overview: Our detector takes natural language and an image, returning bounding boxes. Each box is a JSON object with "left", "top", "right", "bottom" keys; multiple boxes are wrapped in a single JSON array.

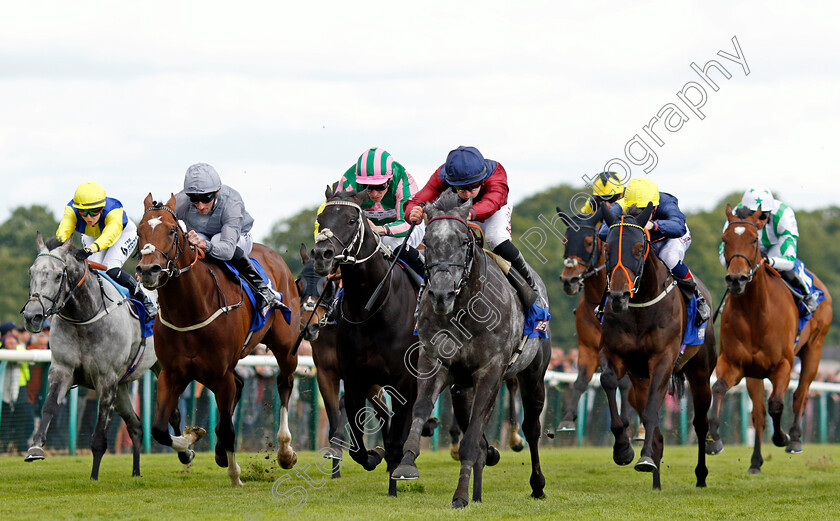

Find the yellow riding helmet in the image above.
[
  {"left": 72, "top": 182, "right": 107, "bottom": 210},
  {"left": 591, "top": 172, "right": 624, "bottom": 198},
  {"left": 622, "top": 178, "right": 660, "bottom": 208}
]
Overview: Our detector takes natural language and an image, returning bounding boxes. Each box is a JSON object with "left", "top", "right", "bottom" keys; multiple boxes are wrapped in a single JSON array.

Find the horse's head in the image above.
[
  {"left": 423, "top": 191, "right": 474, "bottom": 316},
  {"left": 722, "top": 204, "right": 763, "bottom": 295},
  {"left": 296, "top": 243, "right": 335, "bottom": 341},
  {"left": 136, "top": 193, "right": 188, "bottom": 289},
  {"left": 21, "top": 232, "right": 81, "bottom": 332},
  {"left": 602, "top": 203, "right": 653, "bottom": 313},
  {"left": 557, "top": 206, "right": 603, "bottom": 295},
  {"left": 312, "top": 186, "right": 375, "bottom": 276}
]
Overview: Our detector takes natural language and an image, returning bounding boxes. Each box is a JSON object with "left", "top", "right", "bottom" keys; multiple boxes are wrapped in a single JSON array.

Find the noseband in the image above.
[
  {"left": 723, "top": 219, "right": 764, "bottom": 282},
  {"left": 607, "top": 217, "right": 650, "bottom": 298},
  {"left": 425, "top": 215, "right": 475, "bottom": 296},
  {"left": 315, "top": 200, "right": 388, "bottom": 265},
  {"left": 140, "top": 204, "right": 203, "bottom": 286}
]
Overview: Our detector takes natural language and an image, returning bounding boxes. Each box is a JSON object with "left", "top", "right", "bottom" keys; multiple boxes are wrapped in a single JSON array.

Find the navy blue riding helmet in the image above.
[{"left": 438, "top": 146, "right": 496, "bottom": 186}]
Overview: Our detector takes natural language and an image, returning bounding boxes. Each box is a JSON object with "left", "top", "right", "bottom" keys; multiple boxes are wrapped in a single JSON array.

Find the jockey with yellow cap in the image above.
[
  {"left": 720, "top": 187, "right": 820, "bottom": 314},
  {"left": 580, "top": 172, "right": 625, "bottom": 215},
  {"left": 599, "top": 177, "right": 711, "bottom": 326},
  {"left": 56, "top": 182, "right": 157, "bottom": 317}
]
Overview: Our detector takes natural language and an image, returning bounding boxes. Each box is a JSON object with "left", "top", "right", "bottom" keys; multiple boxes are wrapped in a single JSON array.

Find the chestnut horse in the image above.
[
  {"left": 136, "top": 194, "right": 300, "bottom": 486},
  {"left": 599, "top": 206, "right": 717, "bottom": 490},
  {"left": 707, "top": 205, "right": 832, "bottom": 474},
  {"left": 555, "top": 207, "right": 633, "bottom": 435}
]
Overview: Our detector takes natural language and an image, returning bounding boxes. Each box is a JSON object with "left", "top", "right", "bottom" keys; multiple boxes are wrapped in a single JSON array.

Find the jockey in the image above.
[
  {"left": 174, "top": 163, "right": 284, "bottom": 316},
  {"left": 406, "top": 145, "right": 538, "bottom": 308},
  {"left": 580, "top": 171, "right": 625, "bottom": 215},
  {"left": 56, "top": 182, "right": 157, "bottom": 317},
  {"left": 600, "top": 177, "right": 711, "bottom": 326},
  {"left": 721, "top": 187, "right": 819, "bottom": 314},
  {"left": 336, "top": 148, "right": 425, "bottom": 276}
]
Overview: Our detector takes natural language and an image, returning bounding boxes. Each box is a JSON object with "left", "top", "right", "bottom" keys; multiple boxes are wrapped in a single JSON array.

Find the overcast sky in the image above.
[{"left": 2, "top": 1, "right": 837, "bottom": 242}]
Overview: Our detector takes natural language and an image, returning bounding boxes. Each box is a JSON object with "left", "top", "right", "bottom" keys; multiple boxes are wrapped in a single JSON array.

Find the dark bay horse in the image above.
[
  {"left": 311, "top": 187, "right": 419, "bottom": 497},
  {"left": 555, "top": 207, "right": 633, "bottom": 435},
  {"left": 393, "top": 192, "right": 550, "bottom": 508},
  {"left": 21, "top": 234, "right": 168, "bottom": 480},
  {"left": 707, "top": 205, "right": 832, "bottom": 473},
  {"left": 599, "top": 206, "right": 716, "bottom": 489},
  {"left": 136, "top": 194, "right": 300, "bottom": 486}
]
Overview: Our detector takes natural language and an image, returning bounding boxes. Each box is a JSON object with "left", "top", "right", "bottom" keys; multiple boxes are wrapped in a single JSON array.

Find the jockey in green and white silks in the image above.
[{"left": 719, "top": 186, "right": 819, "bottom": 313}]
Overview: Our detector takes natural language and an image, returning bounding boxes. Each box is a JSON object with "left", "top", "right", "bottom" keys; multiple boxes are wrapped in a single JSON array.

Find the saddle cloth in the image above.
[
  {"left": 94, "top": 270, "right": 154, "bottom": 338},
  {"left": 222, "top": 258, "right": 292, "bottom": 332}
]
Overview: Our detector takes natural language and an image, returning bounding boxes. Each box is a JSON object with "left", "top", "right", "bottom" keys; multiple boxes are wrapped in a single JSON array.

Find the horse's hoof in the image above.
[
  {"left": 215, "top": 446, "right": 228, "bottom": 468},
  {"left": 278, "top": 451, "right": 297, "bottom": 470},
  {"left": 705, "top": 439, "right": 724, "bottom": 456},
  {"left": 392, "top": 464, "right": 420, "bottom": 480},
  {"left": 421, "top": 417, "right": 440, "bottom": 437},
  {"left": 486, "top": 446, "right": 501, "bottom": 466},
  {"left": 185, "top": 426, "right": 207, "bottom": 440},
  {"left": 450, "top": 446, "right": 460, "bottom": 461},
  {"left": 510, "top": 437, "right": 525, "bottom": 452},
  {"left": 452, "top": 497, "right": 469, "bottom": 509},
  {"left": 556, "top": 420, "right": 576, "bottom": 432},
  {"left": 323, "top": 448, "right": 342, "bottom": 461},
  {"left": 634, "top": 456, "right": 657, "bottom": 472},
  {"left": 772, "top": 432, "right": 790, "bottom": 448},
  {"left": 748, "top": 467, "right": 761, "bottom": 475},
  {"left": 178, "top": 449, "right": 195, "bottom": 465},
  {"left": 633, "top": 427, "right": 646, "bottom": 442},
  {"left": 613, "top": 445, "right": 635, "bottom": 466},
  {"left": 24, "top": 447, "right": 46, "bottom": 462},
  {"left": 785, "top": 441, "right": 803, "bottom": 454}
]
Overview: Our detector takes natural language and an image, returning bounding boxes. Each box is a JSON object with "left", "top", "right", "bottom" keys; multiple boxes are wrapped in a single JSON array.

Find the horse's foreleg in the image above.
[
  {"left": 151, "top": 371, "right": 201, "bottom": 464},
  {"left": 343, "top": 387, "right": 384, "bottom": 472},
  {"left": 518, "top": 364, "right": 547, "bottom": 500},
  {"left": 558, "top": 356, "right": 596, "bottom": 432},
  {"left": 707, "top": 363, "right": 737, "bottom": 455},
  {"left": 448, "top": 390, "right": 462, "bottom": 460},
  {"left": 275, "top": 367, "right": 298, "bottom": 470},
  {"left": 746, "top": 377, "right": 767, "bottom": 474},
  {"left": 768, "top": 363, "right": 792, "bottom": 449},
  {"left": 25, "top": 365, "right": 73, "bottom": 462},
  {"left": 686, "top": 371, "right": 712, "bottom": 487},
  {"left": 383, "top": 390, "right": 413, "bottom": 498},
  {"left": 393, "top": 361, "right": 448, "bottom": 481},
  {"left": 635, "top": 357, "right": 670, "bottom": 477},
  {"left": 452, "top": 368, "right": 504, "bottom": 509},
  {"left": 317, "top": 369, "right": 344, "bottom": 478},
  {"left": 114, "top": 383, "right": 143, "bottom": 477},
  {"left": 600, "top": 355, "right": 633, "bottom": 466},
  {"left": 505, "top": 378, "right": 525, "bottom": 451},
  {"left": 788, "top": 347, "right": 820, "bottom": 454},
  {"left": 90, "top": 384, "right": 118, "bottom": 480},
  {"left": 213, "top": 371, "right": 243, "bottom": 487}
]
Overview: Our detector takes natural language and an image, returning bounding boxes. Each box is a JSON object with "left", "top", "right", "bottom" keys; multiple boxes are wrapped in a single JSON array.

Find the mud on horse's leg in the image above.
[{"left": 151, "top": 371, "right": 204, "bottom": 464}]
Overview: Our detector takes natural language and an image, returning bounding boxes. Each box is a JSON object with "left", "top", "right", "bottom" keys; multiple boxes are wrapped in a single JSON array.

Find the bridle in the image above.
[
  {"left": 139, "top": 203, "right": 203, "bottom": 287},
  {"left": 723, "top": 219, "right": 764, "bottom": 283},
  {"left": 606, "top": 217, "right": 650, "bottom": 298},
  {"left": 22, "top": 252, "right": 90, "bottom": 319},
  {"left": 424, "top": 215, "right": 476, "bottom": 296},
  {"left": 563, "top": 224, "right": 605, "bottom": 283},
  {"left": 314, "top": 200, "right": 388, "bottom": 265}
]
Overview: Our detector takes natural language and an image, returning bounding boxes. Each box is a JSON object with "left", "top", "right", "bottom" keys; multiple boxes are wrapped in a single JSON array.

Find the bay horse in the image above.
[
  {"left": 707, "top": 205, "right": 832, "bottom": 473},
  {"left": 310, "top": 187, "right": 419, "bottom": 497},
  {"left": 555, "top": 207, "right": 633, "bottom": 435},
  {"left": 135, "top": 194, "right": 300, "bottom": 486},
  {"left": 599, "top": 205, "right": 716, "bottom": 490},
  {"left": 21, "top": 233, "right": 169, "bottom": 479},
  {"left": 393, "top": 192, "right": 550, "bottom": 508}
]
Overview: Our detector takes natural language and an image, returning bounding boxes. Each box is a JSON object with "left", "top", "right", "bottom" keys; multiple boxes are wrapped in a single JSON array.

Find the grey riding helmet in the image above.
[{"left": 184, "top": 163, "right": 222, "bottom": 194}]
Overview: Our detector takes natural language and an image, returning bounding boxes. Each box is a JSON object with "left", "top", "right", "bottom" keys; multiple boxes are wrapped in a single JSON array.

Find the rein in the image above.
[
  {"left": 424, "top": 215, "right": 475, "bottom": 296},
  {"left": 607, "top": 217, "right": 650, "bottom": 298},
  {"left": 140, "top": 204, "right": 204, "bottom": 287},
  {"left": 724, "top": 219, "right": 764, "bottom": 283}
]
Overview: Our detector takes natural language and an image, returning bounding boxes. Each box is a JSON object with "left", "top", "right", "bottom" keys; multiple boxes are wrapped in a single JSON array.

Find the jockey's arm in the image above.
[
  {"left": 404, "top": 169, "right": 446, "bottom": 222},
  {"left": 90, "top": 208, "right": 125, "bottom": 253},
  {"left": 468, "top": 165, "right": 509, "bottom": 221},
  {"left": 382, "top": 173, "right": 416, "bottom": 237},
  {"left": 648, "top": 195, "right": 686, "bottom": 238},
  {"left": 765, "top": 206, "right": 799, "bottom": 271},
  {"left": 205, "top": 203, "right": 244, "bottom": 261},
  {"left": 56, "top": 205, "right": 78, "bottom": 242}
]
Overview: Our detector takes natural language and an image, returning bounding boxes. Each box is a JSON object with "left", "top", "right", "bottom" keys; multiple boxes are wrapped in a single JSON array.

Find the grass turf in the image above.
[{"left": 1, "top": 444, "right": 838, "bottom": 520}]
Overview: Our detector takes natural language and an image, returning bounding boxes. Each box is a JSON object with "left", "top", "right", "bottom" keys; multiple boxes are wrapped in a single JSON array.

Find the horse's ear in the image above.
[
  {"left": 166, "top": 194, "right": 176, "bottom": 209},
  {"left": 58, "top": 235, "right": 74, "bottom": 256},
  {"left": 602, "top": 205, "right": 618, "bottom": 227},
  {"left": 35, "top": 231, "right": 47, "bottom": 254},
  {"left": 452, "top": 197, "right": 472, "bottom": 221},
  {"left": 351, "top": 188, "right": 370, "bottom": 205},
  {"left": 425, "top": 202, "right": 440, "bottom": 220},
  {"left": 556, "top": 207, "right": 574, "bottom": 228},
  {"left": 325, "top": 184, "right": 335, "bottom": 201},
  {"left": 637, "top": 202, "right": 654, "bottom": 226},
  {"left": 144, "top": 193, "right": 154, "bottom": 209},
  {"left": 725, "top": 203, "right": 734, "bottom": 221},
  {"left": 299, "top": 243, "right": 309, "bottom": 264}
]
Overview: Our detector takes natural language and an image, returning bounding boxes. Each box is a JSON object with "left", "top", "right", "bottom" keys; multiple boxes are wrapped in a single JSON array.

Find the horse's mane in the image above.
[
  {"left": 734, "top": 205, "right": 756, "bottom": 219},
  {"left": 430, "top": 190, "right": 469, "bottom": 214},
  {"left": 45, "top": 236, "right": 80, "bottom": 256}
]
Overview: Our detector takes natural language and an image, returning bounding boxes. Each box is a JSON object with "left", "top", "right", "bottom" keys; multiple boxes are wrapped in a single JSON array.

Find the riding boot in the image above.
[
  {"left": 231, "top": 248, "right": 283, "bottom": 316},
  {"left": 674, "top": 273, "right": 710, "bottom": 328},
  {"left": 396, "top": 244, "right": 425, "bottom": 280},
  {"left": 107, "top": 268, "right": 158, "bottom": 318},
  {"left": 492, "top": 240, "right": 538, "bottom": 309},
  {"left": 781, "top": 268, "right": 820, "bottom": 314}
]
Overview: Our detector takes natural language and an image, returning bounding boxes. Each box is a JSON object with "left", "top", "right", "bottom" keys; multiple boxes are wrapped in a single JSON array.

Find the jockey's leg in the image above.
[
  {"left": 106, "top": 267, "right": 158, "bottom": 317},
  {"left": 492, "top": 240, "right": 538, "bottom": 308},
  {"left": 780, "top": 265, "right": 819, "bottom": 314},
  {"left": 658, "top": 232, "right": 710, "bottom": 327},
  {"left": 231, "top": 246, "right": 283, "bottom": 314}
]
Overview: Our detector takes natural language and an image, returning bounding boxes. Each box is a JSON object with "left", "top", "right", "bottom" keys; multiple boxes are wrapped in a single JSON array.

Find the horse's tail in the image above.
[{"left": 668, "top": 372, "right": 686, "bottom": 399}]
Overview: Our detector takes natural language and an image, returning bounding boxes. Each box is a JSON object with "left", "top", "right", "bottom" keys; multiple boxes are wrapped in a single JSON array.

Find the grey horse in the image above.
[
  {"left": 393, "top": 192, "right": 551, "bottom": 508},
  {"left": 20, "top": 233, "right": 179, "bottom": 480}
]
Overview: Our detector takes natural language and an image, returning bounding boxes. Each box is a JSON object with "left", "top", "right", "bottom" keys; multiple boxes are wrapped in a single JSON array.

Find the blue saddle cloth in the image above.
[
  {"left": 523, "top": 300, "right": 551, "bottom": 339},
  {"left": 94, "top": 270, "right": 155, "bottom": 338},
  {"left": 222, "top": 258, "right": 292, "bottom": 332},
  {"left": 789, "top": 260, "right": 826, "bottom": 332},
  {"left": 681, "top": 295, "right": 706, "bottom": 346}
]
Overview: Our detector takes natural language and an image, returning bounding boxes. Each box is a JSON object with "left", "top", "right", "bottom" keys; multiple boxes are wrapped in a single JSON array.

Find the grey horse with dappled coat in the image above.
[
  {"left": 20, "top": 233, "right": 174, "bottom": 480},
  {"left": 393, "top": 191, "right": 551, "bottom": 508}
]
